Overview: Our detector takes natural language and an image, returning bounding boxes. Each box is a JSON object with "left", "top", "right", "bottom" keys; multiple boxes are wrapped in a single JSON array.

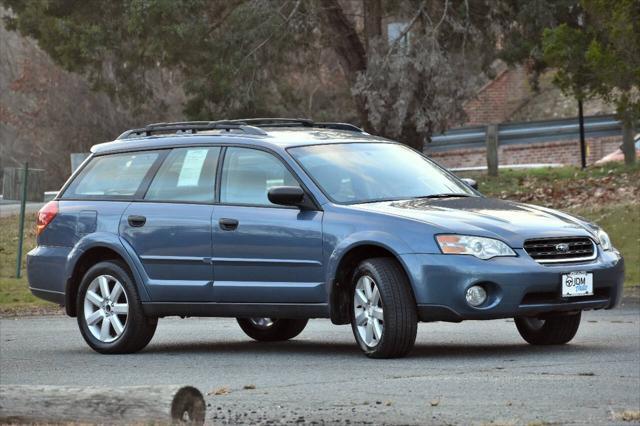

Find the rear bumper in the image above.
[
  {"left": 401, "top": 248, "right": 624, "bottom": 322},
  {"left": 27, "top": 245, "right": 72, "bottom": 305}
]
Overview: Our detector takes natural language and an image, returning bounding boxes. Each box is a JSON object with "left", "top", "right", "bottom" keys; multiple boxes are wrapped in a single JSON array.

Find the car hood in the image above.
[{"left": 350, "top": 196, "right": 596, "bottom": 248}]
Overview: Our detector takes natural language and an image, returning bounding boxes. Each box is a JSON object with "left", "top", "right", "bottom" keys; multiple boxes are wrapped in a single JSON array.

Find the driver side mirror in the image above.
[
  {"left": 268, "top": 186, "right": 310, "bottom": 208},
  {"left": 461, "top": 178, "right": 478, "bottom": 190}
]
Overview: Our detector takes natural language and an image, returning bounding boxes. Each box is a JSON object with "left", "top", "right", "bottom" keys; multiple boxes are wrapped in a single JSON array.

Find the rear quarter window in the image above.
[{"left": 62, "top": 152, "right": 159, "bottom": 199}]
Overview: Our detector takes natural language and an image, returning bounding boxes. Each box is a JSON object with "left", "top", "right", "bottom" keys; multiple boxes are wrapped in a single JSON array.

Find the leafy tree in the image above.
[
  {"left": 1, "top": 0, "right": 322, "bottom": 119},
  {"left": 2, "top": 0, "right": 507, "bottom": 150},
  {"left": 494, "top": 0, "right": 582, "bottom": 88},
  {"left": 542, "top": 0, "right": 639, "bottom": 164}
]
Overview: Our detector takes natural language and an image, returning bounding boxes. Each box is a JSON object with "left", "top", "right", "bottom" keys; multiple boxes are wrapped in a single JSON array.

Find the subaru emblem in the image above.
[{"left": 555, "top": 243, "right": 570, "bottom": 252}]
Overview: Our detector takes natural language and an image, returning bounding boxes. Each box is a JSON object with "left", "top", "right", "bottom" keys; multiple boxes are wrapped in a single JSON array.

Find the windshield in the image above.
[{"left": 289, "top": 143, "right": 475, "bottom": 204}]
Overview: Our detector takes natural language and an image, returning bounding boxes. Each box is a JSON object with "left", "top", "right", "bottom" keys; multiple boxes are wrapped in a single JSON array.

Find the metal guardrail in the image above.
[{"left": 426, "top": 114, "right": 623, "bottom": 152}]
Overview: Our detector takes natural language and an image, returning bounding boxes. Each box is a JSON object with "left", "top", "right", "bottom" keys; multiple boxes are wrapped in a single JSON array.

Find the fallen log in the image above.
[{"left": 0, "top": 385, "right": 205, "bottom": 424}]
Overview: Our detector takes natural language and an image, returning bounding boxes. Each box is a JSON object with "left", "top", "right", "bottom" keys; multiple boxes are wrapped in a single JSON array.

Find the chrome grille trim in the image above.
[{"left": 523, "top": 236, "right": 597, "bottom": 264}]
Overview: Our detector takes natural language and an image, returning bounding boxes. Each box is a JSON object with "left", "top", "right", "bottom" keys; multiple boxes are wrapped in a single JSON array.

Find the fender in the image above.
[
  {"left": 65, "top": 232, "right": 151, "bottom": 303},
  {"left": 326, "top": 230, "right": 414, "bottom": 290}
]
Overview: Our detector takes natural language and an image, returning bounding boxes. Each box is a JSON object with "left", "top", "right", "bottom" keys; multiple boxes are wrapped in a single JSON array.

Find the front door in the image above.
[
  {"left": 211, "top": 147, "right": 324, "bottom": 303},
  {"left": 120, "top": 147, "right": 221, "bottom": 302}
]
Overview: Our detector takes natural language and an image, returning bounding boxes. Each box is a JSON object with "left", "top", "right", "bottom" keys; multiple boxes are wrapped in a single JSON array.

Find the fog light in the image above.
[{"left": 466, "top": 285, "right": 487, "bottom": 307}]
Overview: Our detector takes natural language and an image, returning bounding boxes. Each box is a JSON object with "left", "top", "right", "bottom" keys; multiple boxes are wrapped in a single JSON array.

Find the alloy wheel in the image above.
[
  {"left": 522, "top": 317, "right": 546, "bottom": 331},
  {"left": 353, "top": 275, "right": 384, "bottom": 347},
  {"left": 249, "top": 317, "right": 275, "bottom": 329},
  {"left": 83, "top": 274, "right": 129, "bottom": 343}
]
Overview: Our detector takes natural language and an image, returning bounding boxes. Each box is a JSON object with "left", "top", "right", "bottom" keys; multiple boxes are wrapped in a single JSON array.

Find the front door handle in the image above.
[
  {"left": 127, "top": 215, "right": 146, "bottom": 227},
  {"left": 219, "top": 218, "right": 239, "bottom": 231}
]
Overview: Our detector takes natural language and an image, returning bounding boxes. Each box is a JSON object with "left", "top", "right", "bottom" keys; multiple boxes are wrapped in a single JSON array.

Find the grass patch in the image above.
[
  {"left": 466, "top": 162, "right": 640, "bottom": 197},
  {"left": 0, "top": 213, "right": 49, "bottom": 310}
]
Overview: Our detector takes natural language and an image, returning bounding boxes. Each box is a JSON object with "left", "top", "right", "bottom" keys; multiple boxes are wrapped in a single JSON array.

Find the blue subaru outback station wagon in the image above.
[{"left": 27, "top": 118, "right": 624, "bottom": 358}]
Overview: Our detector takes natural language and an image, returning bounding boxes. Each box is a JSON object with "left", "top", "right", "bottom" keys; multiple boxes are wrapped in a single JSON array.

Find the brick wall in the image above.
[
  {"left": 426, "top": 136, "right": 621, "bottom": 169},
  {"left": 463, "top": 66, "right": 530, "bottom": 126}
]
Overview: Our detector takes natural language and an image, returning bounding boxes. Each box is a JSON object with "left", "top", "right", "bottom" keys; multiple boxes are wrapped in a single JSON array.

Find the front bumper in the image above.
[{"left": 401, "top": 248, "right": 624, "bottom": 322}]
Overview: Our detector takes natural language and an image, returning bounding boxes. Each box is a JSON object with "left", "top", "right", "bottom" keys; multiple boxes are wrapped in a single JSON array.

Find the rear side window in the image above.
[
  {"left": 145, "top": 147, "right": 220, "bottom": 203},
  {"left": 63, "top": 152, "right": 159, "bottom": 199}
]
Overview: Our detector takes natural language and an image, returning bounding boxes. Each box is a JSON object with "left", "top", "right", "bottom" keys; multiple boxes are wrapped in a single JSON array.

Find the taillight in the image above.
[{"left": 36, "top": 201, "right": 58, "bottom": 236}]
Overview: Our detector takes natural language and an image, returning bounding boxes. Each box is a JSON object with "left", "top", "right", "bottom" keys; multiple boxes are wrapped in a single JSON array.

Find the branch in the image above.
[
  {"left": 239, "top": 1, "right": 301, "bottom": 64},
  {"left": 378, "top": 1, "right": 427, "bottom": 72},
  {"left": 205, "top": 1, "right": 247, "bottom": 37}
]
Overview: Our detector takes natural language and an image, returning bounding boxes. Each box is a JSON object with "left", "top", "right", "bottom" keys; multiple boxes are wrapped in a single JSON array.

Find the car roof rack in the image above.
[
  {"left": 218, "top": 118, "right": 315, "bottom": 128},
  {"left": 116, "top": 118, "right": 365, "bottom": 140},
  {"left": 116, "top": 121, "right": 268, "bottom": 139},
  {"left": 315, "top": 122, "right": 365, "bottom": 132},
  {"left": 215, "top": 118, "right": 365, "bottom": 133}
]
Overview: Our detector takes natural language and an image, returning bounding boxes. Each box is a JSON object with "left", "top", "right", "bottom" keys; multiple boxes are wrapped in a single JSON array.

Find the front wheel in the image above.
[
  {"left": 350, "top": 258, "right": 417, "bottom": 358},
  {"left": 514, "top": 312, "right": 582, "bottom": 345},
  {"left": 236, "top": 318, "right": 308, "bottom": 342}
]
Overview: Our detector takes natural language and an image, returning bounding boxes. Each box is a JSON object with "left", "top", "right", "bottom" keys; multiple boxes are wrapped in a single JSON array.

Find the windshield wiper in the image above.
[{"left": 411, "top": 193, "right": 472, "bottom": 199}]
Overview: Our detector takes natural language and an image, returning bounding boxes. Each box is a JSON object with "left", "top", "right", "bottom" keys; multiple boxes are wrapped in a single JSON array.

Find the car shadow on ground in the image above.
[{"left": 139, "top": 339, "right": 609, "bottom": 359}]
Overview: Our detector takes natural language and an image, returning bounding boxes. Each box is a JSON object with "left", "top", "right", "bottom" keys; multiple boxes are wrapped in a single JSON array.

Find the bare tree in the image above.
[{"left": 317, "top": 0, "right": 498, "bottom": 149}]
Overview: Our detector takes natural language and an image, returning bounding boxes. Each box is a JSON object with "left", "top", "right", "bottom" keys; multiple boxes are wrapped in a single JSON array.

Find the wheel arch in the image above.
[
  {"left": 328, "top": 243, "right": 415, "bottom": 325},
  {"left": 65, "top": 236, "right": 146, "bottom": 317}
]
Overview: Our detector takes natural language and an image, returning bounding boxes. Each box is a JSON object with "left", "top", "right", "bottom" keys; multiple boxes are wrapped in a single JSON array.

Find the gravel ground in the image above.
[{"left": 1, "top": 305, "right": 639, "bottom": 425}]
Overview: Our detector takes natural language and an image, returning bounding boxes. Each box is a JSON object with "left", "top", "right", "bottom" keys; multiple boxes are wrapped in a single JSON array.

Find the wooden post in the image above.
[
  {"left": 621, "top": 108, "right": 637, "bottom": 165},
  {"left": 486, "top": 124, "right": 499, "bottom": 177},
  {"left": 0, "top": 385, "right": 206, "bottom": 425}
]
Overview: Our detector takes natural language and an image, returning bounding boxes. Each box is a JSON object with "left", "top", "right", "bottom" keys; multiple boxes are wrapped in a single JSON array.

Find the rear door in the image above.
[
  {"left": 120, "top": 147, "right": 221, "bottom": 302},
  {"left": 211, "top": 147, "right": 324, "bottom": 303}
]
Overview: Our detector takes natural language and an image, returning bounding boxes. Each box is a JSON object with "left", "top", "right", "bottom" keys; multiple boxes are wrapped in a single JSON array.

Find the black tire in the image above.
[
  {"left": 77, "top": 260, "right": 157, "bottom": 354},
  {"left": 236, "top": 318, "right": 308, "bottom": 342},
  {"left": 350, "top": 257, "right": 417, "bottom": 358},
  {"left": 515, "top": 312, "right": 582, "bottom": 345}
]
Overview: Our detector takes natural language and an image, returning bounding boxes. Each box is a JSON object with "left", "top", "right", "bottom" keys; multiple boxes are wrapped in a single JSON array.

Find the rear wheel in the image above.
[
  {"left": 515, "top": 312, "right": 581, "bottom": 345},
  {"left": 77, "top": 260, "right": 157, "bottom": 354},
  {"left": 236, "top": 318, "right": 308, "bottom": 342},
  {"left": 350, "top": 258, "right": 417, "bottom": 358}
]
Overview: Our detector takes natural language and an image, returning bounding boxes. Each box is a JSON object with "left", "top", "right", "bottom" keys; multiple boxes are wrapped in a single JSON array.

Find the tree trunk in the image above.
[
  {"left": 318, "top": 0, "right": 371, "bottom": 130},
  {"left": 0, "top": 385, "right": 206, "bottom": 425},
  {"left": 363, "top": 0, "right": 384, "bottom": 51},
  {"left": 621, "top": 108, "right": 636, "bottom": 165}
]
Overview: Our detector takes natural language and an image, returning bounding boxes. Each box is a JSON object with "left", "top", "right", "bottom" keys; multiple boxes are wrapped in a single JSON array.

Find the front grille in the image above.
[{"left": 524, "top": 236, "right": 596, "bottom": 264}]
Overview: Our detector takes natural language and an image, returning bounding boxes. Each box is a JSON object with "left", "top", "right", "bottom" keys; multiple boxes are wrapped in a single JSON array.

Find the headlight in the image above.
[
  {"left": 436, "top": 235, "right": 516, "bottom": 260},
  {"left": 596, "top": 228, "right": 612, "bottom": 251}
]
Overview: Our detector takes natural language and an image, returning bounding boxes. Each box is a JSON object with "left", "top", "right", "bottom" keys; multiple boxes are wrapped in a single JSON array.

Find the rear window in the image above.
[{"left": 63, "top": 152, "right": 159, "bottom": 199}]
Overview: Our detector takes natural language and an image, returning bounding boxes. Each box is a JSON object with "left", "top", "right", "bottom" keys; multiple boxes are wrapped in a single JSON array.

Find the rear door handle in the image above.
[
  {"left": 219, "top": 218, "right": 239, "bottom": 231},
  {"left": 127, "top": 215, "right": 146, "bottom": 227}
]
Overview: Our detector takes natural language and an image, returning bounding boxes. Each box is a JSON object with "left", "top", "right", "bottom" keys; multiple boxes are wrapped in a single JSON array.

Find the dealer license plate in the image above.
[{"left": 562, "top": 271, "right": 593, "bottom": 297}]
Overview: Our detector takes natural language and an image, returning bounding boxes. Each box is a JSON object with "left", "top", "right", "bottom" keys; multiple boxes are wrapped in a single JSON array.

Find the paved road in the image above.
[
  {"left": 1, "top": 306, "right": 639, "bottom": 425},
  {"left": 0, "top": 201, "right": 44, "bottom": 218}
]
